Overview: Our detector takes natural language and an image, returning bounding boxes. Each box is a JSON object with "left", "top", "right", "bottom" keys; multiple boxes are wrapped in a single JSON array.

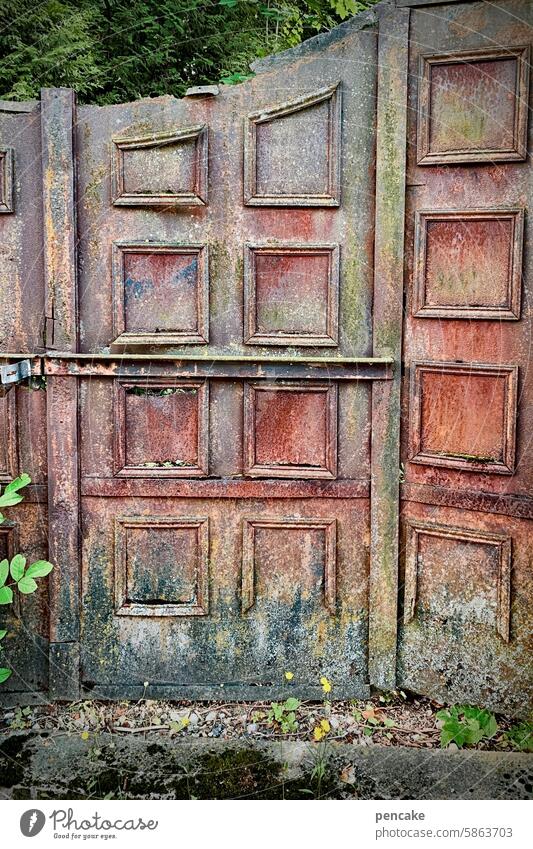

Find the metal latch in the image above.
[{"left": 0, "top": 359, "right": 32, "bottom": 386}]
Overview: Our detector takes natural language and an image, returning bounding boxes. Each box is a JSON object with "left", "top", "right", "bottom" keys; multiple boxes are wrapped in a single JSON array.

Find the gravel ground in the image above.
[{"left": 0, "top": 691, "right": 528, "bottom": 752}]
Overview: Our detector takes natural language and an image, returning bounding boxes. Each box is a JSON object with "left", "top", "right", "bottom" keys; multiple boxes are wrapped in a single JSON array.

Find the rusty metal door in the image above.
[
  {"left": 1, "top": 0, "right": 531, "bottom": 712},
  {"left": 62, "top": 16, "right": 391, "bottom": 700}
]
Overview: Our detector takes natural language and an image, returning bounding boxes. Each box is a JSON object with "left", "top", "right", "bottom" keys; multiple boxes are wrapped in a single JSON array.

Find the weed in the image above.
[
  {"left": 436, "top": 705, "right": 498, "bottom": 748},
  {"left": 502, "top": 721, "right": 533, "bottom": 753},
  {"left": 267, "top": 697, "right": 300, "bottom": 733}
]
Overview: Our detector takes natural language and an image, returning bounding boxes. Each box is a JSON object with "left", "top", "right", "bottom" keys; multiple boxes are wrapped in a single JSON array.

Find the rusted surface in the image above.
[
  {"left": 69, "top": 17, "right": 378, "bottom": 699},
  {"left": 41, "top": 88, "right": 78, "bottom": 350},
  {"left": 369, "top": 4, "right": 409, "bottom": 690},
  {"left": 0, "top": 0, "right": 531, "bottom": 711},
  {"left": 400, "top": 0, "right": 533, "bottom": 714},
  {"left": 81, "top": 496, "right": 370, "bottom": 700}
]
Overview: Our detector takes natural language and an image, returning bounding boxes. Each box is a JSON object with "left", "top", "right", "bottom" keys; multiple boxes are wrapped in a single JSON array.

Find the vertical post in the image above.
[
  {"left": 41, "top": 88, "right": 80, "bottom": 699},
  {"left": 369, "top": 7, "right": 409, "bottom": 690}
]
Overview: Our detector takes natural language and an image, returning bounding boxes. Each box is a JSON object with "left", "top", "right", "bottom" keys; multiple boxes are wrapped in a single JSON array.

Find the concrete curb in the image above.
[{"left": 1, "top": 732, "right": 532, "bottom": 800}]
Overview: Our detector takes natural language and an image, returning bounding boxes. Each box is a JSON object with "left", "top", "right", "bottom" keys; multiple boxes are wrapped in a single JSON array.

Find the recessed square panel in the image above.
[
  {"left": 114, "top": 516, "right": 209, "bottom": 616},
  {"left": 114, "top": 379, "right": 208, "bottom": 477},
  {"left": 0, "top": 390, "right": 17, "bottom": 482},
  {"left": 413, "top": 209, "right": 524, "bottom": 320},
  {"left": 244, "top": 243, "right": 339, "bottom": 346},
  {"left": 112, "top": 242, "right": 208, "bottom": 346},
  {"left": 417, "top": 47, "right": 529, "bottom": 164},
  {"left": 404, "top": 521, "right": 511, "bottom": 641},
  {"left": 111, "top": 126, "right": 208, "bottom": 206},
  {"left": 409, "top": 362, "right": 518, "bottom": 474},
  {"left": 242, "top": 518, "right": 336, "bottom": 614},
  {"left": 244, "top": 83, "right": 341, "bottom": 206},
  {"left": 0, "top": 148, "right": 14, "bottom": 213},
  {"left": 244, "top": 382, "right": 337, "bottom": 479}
]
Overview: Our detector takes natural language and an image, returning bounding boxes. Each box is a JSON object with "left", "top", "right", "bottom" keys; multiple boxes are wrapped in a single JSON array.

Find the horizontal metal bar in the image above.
[
  {"left": 44, "top": 351, "right": 394, "bottom": 364},
  {"left": 1, "top": 352, "right": 394, "bottom": 380},
  {"left": 43, "top": 352, "right": 394, "bottom": 380}
]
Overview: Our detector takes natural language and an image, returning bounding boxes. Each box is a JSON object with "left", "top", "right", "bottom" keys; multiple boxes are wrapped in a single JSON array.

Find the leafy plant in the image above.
[
  {"left": 267, "top": 697, "right": 300, "bottom": 733},
  {"left": 0, "top": 474, "right": 54, "bottom": 684},
  {"left": 0, "top": 1, "right": 379, "bottom": 105},
  {"left": 502, "top": 721, "right": 533, "bottom": 753},
  {"left": 436, "top": 705, "right": 498, "bottom": 749}
]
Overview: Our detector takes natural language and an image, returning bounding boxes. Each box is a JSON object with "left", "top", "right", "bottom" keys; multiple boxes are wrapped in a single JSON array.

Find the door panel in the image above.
[
  {"left": 400, "top": 0, "right": 533, "bottom": 714},
  {"left": 81, "top": 496, "right": 370, "bottom": 698},
  {"left": 76, "top": 26, "right": 378, "bottom": 698}
]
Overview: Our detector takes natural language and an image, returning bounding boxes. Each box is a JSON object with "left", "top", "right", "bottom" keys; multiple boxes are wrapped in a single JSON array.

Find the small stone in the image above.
[
  {"left": 206, "top": 711, "right": 217, "bottom": 722},
  {"left": 329, "top": 716, "right": 340, "bottom": 730},
  {"left": 210, "top": 724, "right": 223, "bottom": 738},
  {"left": 169, "top": 709, "right": 189, "bottom": 722},
  {"left": 247, "top": 723, "right": 258, "bottom": 734},
  {"left": 188, "top": 712, "right": 199, "bottom": 726}
]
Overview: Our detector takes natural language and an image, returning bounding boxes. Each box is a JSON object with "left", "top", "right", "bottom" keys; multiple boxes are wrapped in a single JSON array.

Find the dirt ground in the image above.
[{"left": 1, "top": 691, "right": 529, "bottom": 753}]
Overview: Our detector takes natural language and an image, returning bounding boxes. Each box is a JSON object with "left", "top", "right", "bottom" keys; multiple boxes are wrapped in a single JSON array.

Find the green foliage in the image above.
[
  {"left": 436, "top": 705, "right": 499, "bottom": 749},
  {"left": 0, "top": 473, "right": 31, "bottom": 522},
  {"left": 0, "top": 0, "right": 378, "bottom": 104},
  {"left": 267, "top": 697, "right": 300, "bottom": 733},
  {"left": 0, "top": 474, "right": 54, "bottom": 684},
  {"left": 502, "top": 721, "right": 533, "bottom": 753}
]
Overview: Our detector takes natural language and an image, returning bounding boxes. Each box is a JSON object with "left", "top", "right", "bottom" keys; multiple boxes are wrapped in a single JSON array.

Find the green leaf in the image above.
[
  {"left": 17, "top": 576, "right": 38, "bottom": 594},
  {"left": 0, "top": 586, "right": 13, "bottom": 605},
  {"left": 25, "top": 560, "right": 54, "bottom": 579},
  {"left": 284, "top": 697, "right": 300, "bottom": 712},
  {"left": 0, "top": 493, "right": 23, "bottom": 508},
  {"left": 0, "top": 474, "right": 31, "bottom": 508},
  {"left": 10, "top": 554, "right": 26, "bottom": 582},
  {"left": 0, "top": 667, "right": 12, "bottom": 683},
  {"left": 0, "top": 511, "right": 4, "bottom": 524},
  {"left": 0, "top": 559, "right": 8, "bottom": 588},
  {"left": 0, "top": 629, "right": 7, "bottom": 641},
  {"left": 4, "top": 473, "right": 31, "bottom": 494}
]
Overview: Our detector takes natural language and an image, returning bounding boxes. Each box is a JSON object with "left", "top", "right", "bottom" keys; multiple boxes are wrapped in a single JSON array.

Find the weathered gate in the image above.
[{"left": 0, "top": 0, "right": 531, "bottom": 713}]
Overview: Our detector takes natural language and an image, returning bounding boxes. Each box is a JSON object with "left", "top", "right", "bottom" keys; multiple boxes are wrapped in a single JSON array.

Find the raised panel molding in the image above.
[
  {"left": 417, "top": 46, "right": 530, "bottom": 165},
  {"left": 114, "top": 515, "right": 209, "bottom": 616},
  {"left": 242, "top": 517, "right": 337, "bottom": 614},
  {"left": 243, "top": 382, "right": 338, "bottom": 479},
  {"left": 403, "top": 520, "right": 511, "bottom": 642},
  {"left": 0, "top": 148, "right": 14, "bottom": 213},
  {"left": 413, "top": 209, "right": 524, "bottom": 320},
  {"left": 0, "top": 390, "right": 18, "bottom": 482},
  {"left": 111, "top": 241, "right": 209, "bottom": 346},
  {"left": 244, "top": 243, "right": 340, "bottom": 346},
  {"left": 244, "top": 83, "right": 341, "bottom": 206},
  {"left": 113, "top": 378, "right": 209, "bottom": 477},
  {"left": 111, "top": 125, "right": 208, "bottom": 206},
  {"left": 409, "top": 361, "right": 518, "bottom": 474}
]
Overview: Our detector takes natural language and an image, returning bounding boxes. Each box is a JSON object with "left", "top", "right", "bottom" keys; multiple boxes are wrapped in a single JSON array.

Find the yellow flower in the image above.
[
  {"left": 320, "top": 676, "right": 332, "bottom": 694},
  {"left": 285, "top": 671, "right": 294, "bottom": 681},
  {"left": 181, "top": 717, "right": 190, "bottom": 728},
  {"left": 320, "top": 719, "right": 331, "bottom": 733},
  {"left": 81, "top": 731, "right": 89, "bottom": 740},
  {"left": 313, "top": 726, "right": 325, "bottom": 741}
]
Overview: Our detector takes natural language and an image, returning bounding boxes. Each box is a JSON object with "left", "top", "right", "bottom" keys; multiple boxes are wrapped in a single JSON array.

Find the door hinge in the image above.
[{"left": 0, "top": 359, "right": 32, "bottom": 387}]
